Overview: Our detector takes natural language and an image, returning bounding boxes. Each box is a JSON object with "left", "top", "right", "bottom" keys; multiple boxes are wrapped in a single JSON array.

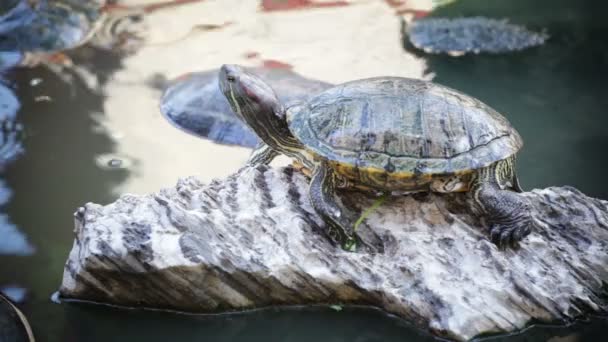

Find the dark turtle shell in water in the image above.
[
  {"left": 160, "top": 67, "right": 332, "bottom": 148},
  {"left": 403, "top": 17, "right": 548, "bottom": 55},
  {"left": 0, "top": 292, "right": 34, "bottom": 342},
  {"left": 0, "top": 0, "right": 99, "bottom": 53}
]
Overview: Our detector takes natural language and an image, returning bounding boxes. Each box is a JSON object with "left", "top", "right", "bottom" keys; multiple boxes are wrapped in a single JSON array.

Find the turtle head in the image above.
[
  {"left": 220, "top": 65, "right": 292, "bottom": 148},
  {"left": 220, "top": 64, "right": 310, "bottom": 166}
]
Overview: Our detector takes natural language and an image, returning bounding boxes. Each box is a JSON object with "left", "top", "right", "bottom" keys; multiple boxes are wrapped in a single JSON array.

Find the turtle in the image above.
[
  {"left": 219, "top": 64, "right": 534, "bottom": 252},
  {"left": 160, "top": 67, "right": 332, "bottom": 148}
]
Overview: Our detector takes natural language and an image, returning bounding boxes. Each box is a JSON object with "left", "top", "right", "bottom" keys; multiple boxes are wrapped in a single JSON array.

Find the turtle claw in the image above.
[
  {"left": 334, "top": 230, "right": 383, "bottom": 254},
  {"left": 490, "top": 222, "right": 532, "bottom": 249},
  {"left": 474, "top": 181, "right": 535, "bottom": 250},
  {"left": 342, "top": 238, "right": 357, "bottom": 252}
]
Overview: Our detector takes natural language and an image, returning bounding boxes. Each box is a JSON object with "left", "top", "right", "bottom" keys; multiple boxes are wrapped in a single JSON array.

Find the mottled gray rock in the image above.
[{"left": 59, "top": 166, "right": 608, "bottom": 341}]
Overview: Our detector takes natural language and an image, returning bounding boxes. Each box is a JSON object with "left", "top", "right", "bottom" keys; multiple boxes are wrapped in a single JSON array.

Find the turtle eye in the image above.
[{"left": 226, "top": 75, "right": 236, "bottom": 82}]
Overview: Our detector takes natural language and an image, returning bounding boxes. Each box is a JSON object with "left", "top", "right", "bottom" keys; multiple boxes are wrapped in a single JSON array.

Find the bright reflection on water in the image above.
[{"left": 0, "top": 0, "right": 607, "bottom": 341}]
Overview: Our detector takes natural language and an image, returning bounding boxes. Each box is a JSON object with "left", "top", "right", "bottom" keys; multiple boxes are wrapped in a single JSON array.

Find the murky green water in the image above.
[
  {"left": 425, "top": 0, "right": 608, "bottom": 199},
  {"left": 1, "top": 0, "right": 607, "bottom": 341}
]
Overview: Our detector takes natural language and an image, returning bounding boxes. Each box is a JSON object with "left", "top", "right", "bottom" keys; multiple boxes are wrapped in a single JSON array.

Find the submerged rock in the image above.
[
  {"left": 59, "top": 166, "right": 608, "bottom": 341},
  {"left": 159, "top": 68, "right": 332, "bottom": 148},
  {"left": 404, "top": 17, "right": 548, "bottom": 55}
]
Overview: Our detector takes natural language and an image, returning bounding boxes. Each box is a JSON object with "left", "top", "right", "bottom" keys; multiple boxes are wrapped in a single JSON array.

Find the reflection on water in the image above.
[
  {"left": 61, "top": 303, "right": 608, "bottom": 342},
  {"left": 0, "top": 180, "right": 33, "bottom": 256},
  {"left": 1, "top": 49, "right": 130, "bottom": 339},
  {"left": 0, "top": 3, "right": 31, "bottom": 258},
  {"left": 94, "top": 153, "right": 137, "bottom": 170},
  {"left": 0, "top": 0, "right": 606, "bottom": 341},
  {"left": 0, "top": 51, "right": 22, "bottom": 70},
  {"left": 64, "top": 305, "right": 434, "bottom": 342},
  {"left": 1, "top": 286, "right": 26, "bottom": 303}
]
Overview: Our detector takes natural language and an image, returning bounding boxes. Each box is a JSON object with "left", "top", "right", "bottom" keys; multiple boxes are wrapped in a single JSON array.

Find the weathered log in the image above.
[{"left": 59, "top": 165, "right": 608, "bottom": 341}]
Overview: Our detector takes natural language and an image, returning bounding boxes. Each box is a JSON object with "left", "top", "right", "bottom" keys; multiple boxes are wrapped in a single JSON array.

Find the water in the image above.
[
  {"left": 0, "top": 0, "right": 607, "bottom": 341},
  {"left": 424, "top": 0, "right": 608, "bottom": 199}
]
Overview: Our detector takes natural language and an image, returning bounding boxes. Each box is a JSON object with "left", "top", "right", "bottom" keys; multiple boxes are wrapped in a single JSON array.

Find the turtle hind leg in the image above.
[
  {"left": 309, "top": 162, "right": 383, "bottom": 253},
  {"left": 473, "top": 180, "right": 534, "bottom": 249}
]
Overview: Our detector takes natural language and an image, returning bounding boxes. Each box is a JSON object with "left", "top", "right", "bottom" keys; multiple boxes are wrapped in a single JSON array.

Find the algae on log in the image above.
[{"left": 59, "top": 165, "right": 608, "bottom": 341}]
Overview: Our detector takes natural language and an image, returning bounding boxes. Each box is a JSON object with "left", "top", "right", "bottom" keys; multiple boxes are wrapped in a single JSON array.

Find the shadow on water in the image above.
[
  {"left": 60, "top": 302, "right": 608, "bottom": 342},
  {"left": 0, "top": 46, "right": 130, "bottom": 340},
  {"left": 63, "top": 304, "right": 437, "bottom": 342},
  {"left": 415, "top": 0, "right": 608, "bottom": 199}
]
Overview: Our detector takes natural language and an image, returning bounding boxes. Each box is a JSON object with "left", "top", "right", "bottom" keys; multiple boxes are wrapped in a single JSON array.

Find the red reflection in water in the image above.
[
  {"left": 244, "top": 51, "right": 261, "bottom": 59},
  {"left": 243, "top": 52, "right": 293, "bottom": 69},
  {"left": 43, "top": 52, "right": 71, "bottom": 64},
  {"left": 101, "top": 0, "right": 205, "bottom": 14},
  {"left": 383, "top": 0, "right": 429, "bottom": 17},
  {"left": 261, "top": 59, "right": 293, "bottom": 69},
  {"left": 396, "top": 9, "right": 429, "bottom": 18},
  {"left": 384, "top": 0, "right": 405, "bottom": 7},
  {"left": 260, "top": 0, "right": 350, "bottom": 12},
  {"left": 175, "top": 72, "right": 192, "bottom": 81}
]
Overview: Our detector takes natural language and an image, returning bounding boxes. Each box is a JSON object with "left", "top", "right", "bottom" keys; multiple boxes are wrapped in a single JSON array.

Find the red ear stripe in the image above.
[{"left": 244, "top": 86, "right": 260, "bottom": 103}]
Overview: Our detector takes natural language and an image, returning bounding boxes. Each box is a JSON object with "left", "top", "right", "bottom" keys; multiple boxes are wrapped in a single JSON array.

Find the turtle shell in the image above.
[
  {"left": 160, "top": 67, "right": 332, "bottom": 148},
  {"left": 287, "top": 77, "right": 522, "bottom": 175}
]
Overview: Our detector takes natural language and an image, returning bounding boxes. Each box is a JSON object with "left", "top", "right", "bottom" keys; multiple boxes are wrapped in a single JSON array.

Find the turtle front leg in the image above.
[
  {"left": 247, "top": 142, "right": 279, "bottom": 166},
  {"left": 512, "top": 174, "right": 524, "bottom": 193},
  {"left": 472, "top": 171, "right": 534, "bottom": 249},
  {"left": 309, "top": 162, "right": 383, "bottom": 253}
]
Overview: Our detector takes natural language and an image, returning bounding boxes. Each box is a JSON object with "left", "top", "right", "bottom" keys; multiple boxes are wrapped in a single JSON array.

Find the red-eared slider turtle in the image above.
[
  {"left": 219, "top": 64, "right": 533, "bottom": 252},
  {"left": 160, "top": 67, "right": 331, "bottom": 148}
]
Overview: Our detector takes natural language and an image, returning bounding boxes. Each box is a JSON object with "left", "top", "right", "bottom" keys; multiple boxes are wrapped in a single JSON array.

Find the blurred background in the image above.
[{"left": 0, "top": 0, "right": 607, "bottom": 340}]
